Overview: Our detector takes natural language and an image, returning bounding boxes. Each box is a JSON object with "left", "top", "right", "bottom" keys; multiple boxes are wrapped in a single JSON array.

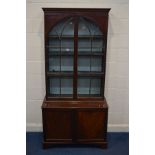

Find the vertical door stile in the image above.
[
  {"left": 45, "top": 23, "right": 49, "bottom": 99},
  {"left": 72, "top": 16, "right": 78, "bottom": 143},
  {"left": 73, "top": 17, "right": 78, "bottom": 99},
  {"left": 101, "top": 36, "right": 106, "bottom": 98}
]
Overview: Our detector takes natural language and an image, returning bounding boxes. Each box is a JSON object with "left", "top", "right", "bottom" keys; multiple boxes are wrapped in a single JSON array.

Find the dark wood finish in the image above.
[
  {"left": 42, "top": 98, "right": 108, "bottom": 108},
  {"left": 42, "top": 8, "right": 110, "bottom": 149},
  {"left": 42, "top": 99, "right": 108, "bottom": 148}
]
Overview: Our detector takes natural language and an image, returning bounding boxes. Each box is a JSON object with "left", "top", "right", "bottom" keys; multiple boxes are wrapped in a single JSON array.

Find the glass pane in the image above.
[
  {"left": 48, "top": 38, "right": 60, "bottom": 53},
  {"left": 78, "top": 38, "right": 91, "bottom": 53},
  {"left": 78, "top": 77, "right": 90, "bottom": 95},
  {"left": 49, "top": 18, "right": 74, "bottom": 36},
  {"left": 92, "top": 38, "right": 104, "bottom": 53},
  {"left": 49, "top": 56, "right": 73, "bottom": 72},
  {"left": 61, "top": 78, "right": 73, "bottom": 94},
  {"left": 78, "top": 56, "right": 90, "bottom": 71},
  {"left": 91, "top": 57, "right": 102, "bottom": 71},
  {"left": 78, "top": 57, "right": 102, "bottom": 72},
  {"left": 49, "top": 77, "right": 73, "bottom": 96},
  {"left": 62, "top": 20, "right": 74, "bottom": 36},
  {"left": 78, "top": 36, "right": 105, "bottom": 54},
  {"left": 78, "top": 17, "right": 90, "bottom": 36},
  {"left": 49, "top": 78, "right": 60, "bottom": 95},
  {"left": 61, "top": 38, "right": 74, "bottom": 54},
  {"left": 78, "top": 77, "right": 101, "bottom": 96},
  {"left": 49, "top": 57, "right": 60, "bottom": 71},
  {"left": 49, "top": 38, "right": 59, "bottom": 46},
  {"left": 78, "top": 37, "right": 104, "bottom": 53},
  {"left": 78, "top": 17, "right": 103, "bottom": 36},
  {"left": 90, "top": 78, "right": 101, "bottom": 95},
  {"left": 61, "top": 57, "right": 73, "bottom": 71}
]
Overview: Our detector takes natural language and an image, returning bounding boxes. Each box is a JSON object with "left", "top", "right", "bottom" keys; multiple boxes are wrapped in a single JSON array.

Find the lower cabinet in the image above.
[{"left": 42, "top": 101, "right": 108, "bottom": 149}]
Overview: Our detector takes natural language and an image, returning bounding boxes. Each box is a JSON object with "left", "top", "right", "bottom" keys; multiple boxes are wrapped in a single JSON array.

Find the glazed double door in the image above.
[{"left": 46, "top": 16, "right": 105, "bottom": 99}]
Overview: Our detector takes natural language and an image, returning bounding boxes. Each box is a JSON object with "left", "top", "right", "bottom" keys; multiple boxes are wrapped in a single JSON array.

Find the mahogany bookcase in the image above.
[{"left": 41, "top": 8, "right": 110, "bottom": 149}]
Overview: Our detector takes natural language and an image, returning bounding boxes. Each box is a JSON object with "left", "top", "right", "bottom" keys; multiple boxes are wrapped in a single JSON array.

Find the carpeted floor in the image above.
[{"left": 26, "top": 132, "right": 129, "bottom": 155}]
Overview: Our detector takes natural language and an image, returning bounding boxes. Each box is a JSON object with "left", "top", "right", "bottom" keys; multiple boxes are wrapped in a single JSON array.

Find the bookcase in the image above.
[{"left": 42, "top": 8, "right": 110, "bottom": 149}]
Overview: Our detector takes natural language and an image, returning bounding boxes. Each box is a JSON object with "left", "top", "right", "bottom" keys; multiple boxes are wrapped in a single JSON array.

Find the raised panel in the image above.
[
  {"left": 77, "top": 110, "right": 107, "bottom": 140},
  {"left": 43, "top": 110, "right": 72, "bottom": 140}
]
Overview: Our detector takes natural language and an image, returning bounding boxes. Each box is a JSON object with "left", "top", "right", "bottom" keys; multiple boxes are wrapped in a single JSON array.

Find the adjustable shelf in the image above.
[
  {"left": 47, "top": 71, "right": 104, "bottom": 77},
  {"left": 46, "top": 45, "right": 104, "bottom": 48},
  {"left": 48, "top": 52, "right": 103, "bottom": 56},
  {"left": 48, "top": 35, "right": 104, "bottom": 38},
  {"left": 47, "top": 71, "right": 73, "bottom": 77},
  {"left": 78, "top": 71, "right": 104, "bottom": 76}
]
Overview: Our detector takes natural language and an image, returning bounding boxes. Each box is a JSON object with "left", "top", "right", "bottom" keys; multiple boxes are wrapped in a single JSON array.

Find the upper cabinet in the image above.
[{"left": 43, "top": 8, "right": 110, "bottom": 100}]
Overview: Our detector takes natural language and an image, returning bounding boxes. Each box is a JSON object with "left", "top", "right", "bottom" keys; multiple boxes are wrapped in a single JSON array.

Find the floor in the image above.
[{"left": 26, "top": 132, "right": 129, "bottom": 155}]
